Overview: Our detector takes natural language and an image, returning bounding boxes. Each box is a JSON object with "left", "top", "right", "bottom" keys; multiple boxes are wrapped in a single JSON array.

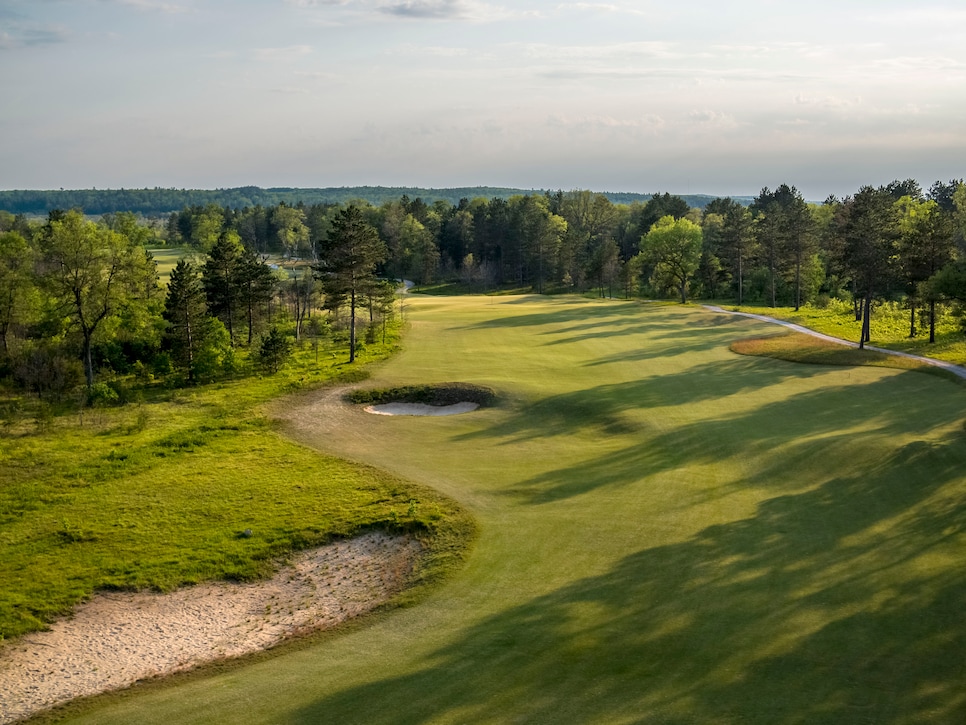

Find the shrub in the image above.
[{"left": 87, "top": 382, "right": 119, "bottom": 408}]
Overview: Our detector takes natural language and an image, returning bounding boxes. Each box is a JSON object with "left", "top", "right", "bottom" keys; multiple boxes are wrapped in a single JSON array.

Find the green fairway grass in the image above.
[
  {"left": 45, "top": 297, "right": 966, "bottom": 723},
  {"left": 147, "top": 247, "right": 193, "bottom": 286}
]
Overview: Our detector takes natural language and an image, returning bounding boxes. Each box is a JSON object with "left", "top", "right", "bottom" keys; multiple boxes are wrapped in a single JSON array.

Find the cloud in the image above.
[
  {"left": 109, "top": 0, "right": 195, "bottom": 13},
  {"left": 389, "top": 43, "right": 470, "bottom": 56},
  {"left": 523, "top": 40, "right": 679, "bottom": 61},
  {"left": 867, "top": 7, "right": 966, "bottom": 27},
  {"left": 555, "top": 2, "right": 646, "bottom": 15},
  {"left": 865, "top": 56, "right": 966, "bottom": 75},
  {"left": 285, "top": 0, "right": 350, "bottom": 5},
  {"left": 377, "top": 0, "right": 513, "bottom": 21},
  {"left": 253, "top": 45, "right": 314, "bottom": 62},
  {"left": 0, "top": 25, "right": 69, "bottom": 50},
  {"left": 793, "top": 94, "right": 862, "bottom": 110},
  {"left": 547, "top": 113, "right": 665, "bottom": 133},
  {"left": 688, "top": 110, "right": 739, "bottom": 129}
]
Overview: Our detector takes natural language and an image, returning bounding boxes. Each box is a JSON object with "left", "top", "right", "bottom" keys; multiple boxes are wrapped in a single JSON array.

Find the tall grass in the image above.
[{"left": 0, "top": 325, "right": 472, "bottom": 640}]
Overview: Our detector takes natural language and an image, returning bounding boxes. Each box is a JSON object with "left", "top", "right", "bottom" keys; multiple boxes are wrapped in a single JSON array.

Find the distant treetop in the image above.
[{"left": 0, "top": 186, "right": 748, "bottom": 216}]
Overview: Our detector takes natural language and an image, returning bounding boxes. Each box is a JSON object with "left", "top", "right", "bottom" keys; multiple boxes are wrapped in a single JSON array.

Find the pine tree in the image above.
[
  {"left": 313, "top": 206, "right": 387, "bottom": 363},
  {"left": 163, "top": 259, "right": 210, "bottom": 381},
  {"left": 257, "top": 326, "right": 292, "bottom": 374}
]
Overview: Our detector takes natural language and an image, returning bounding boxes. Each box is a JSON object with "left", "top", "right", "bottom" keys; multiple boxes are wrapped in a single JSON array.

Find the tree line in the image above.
[
  {"left": 3, "top": 177, "right": 965, "bottom": 401},
  {"left": 0, "top": 186, "right": 735, "bottom": 217},
  {"left": 0, "top": 205, "right": 391, "bottom": 400}
]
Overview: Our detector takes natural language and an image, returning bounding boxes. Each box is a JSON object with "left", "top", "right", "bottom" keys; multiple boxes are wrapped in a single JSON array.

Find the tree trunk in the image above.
[
  {"left": 859, "top": 293, "right": 872, "bottom": 348},
  {"left": 929, "top": 300, "right": 936, "bottom": 343},
  {"left": 794, "top": 256, "right": 802, "bottom": 311},
  {"left": 83, "top": 333, "right": 94, "bottom": 388},
  {"left": 348, "top": 288, "right": 356, "bottom": 363},
  {"left": 909, "top": 300, "right": 916, "bottom": 338},
  {"left": 184, "top": 308, "right": 195, "bottom": 382},
  {"left": 737, "top": 251, "right": 743, "bottom": 305}
]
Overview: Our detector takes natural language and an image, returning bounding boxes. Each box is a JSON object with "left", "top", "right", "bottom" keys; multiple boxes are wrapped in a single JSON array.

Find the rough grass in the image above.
[
  {"left": 728, "top": 298, "right": 966, "bottom": 363},
  {"left": 730, "top": 331, "right": 966, "bottom": 385},
  {"left": 37, "top": 298, "right": 966, "bottom": 724},
  {"left": 0, "top": 324, "right": 473, "bottom": 641}
]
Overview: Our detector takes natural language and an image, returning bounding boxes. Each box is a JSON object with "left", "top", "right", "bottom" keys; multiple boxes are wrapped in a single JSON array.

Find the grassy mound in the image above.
[{"left": 346, "top": 382, "right": 496, "bottom": 407}]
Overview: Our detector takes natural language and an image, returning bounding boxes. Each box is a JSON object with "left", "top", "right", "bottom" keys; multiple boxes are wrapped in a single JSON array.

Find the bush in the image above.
[
  {"left": 13, "top": 343, "right": 84, "bottom": 400},
  {"left": 87, "top": 382, "right": 119, "bottom": 408}
]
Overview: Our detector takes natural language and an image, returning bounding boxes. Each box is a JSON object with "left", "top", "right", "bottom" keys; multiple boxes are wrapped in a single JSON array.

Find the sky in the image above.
[{"left": 1, "top": 0, "right": 965, "bottom": 200}]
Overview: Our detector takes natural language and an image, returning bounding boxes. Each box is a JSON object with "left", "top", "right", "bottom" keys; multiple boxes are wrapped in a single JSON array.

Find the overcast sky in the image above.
[{"left": 1, "top": 0, "right": 964, "bottom": 200}]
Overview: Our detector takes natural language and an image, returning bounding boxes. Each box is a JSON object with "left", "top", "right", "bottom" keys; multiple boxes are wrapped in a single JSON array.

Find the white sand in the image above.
[
  {"left": 365, "top": 402, "right": 479, "bottom": 416},
  {"left": 0, "top": 531, "right": 420, "bottom": 724}
]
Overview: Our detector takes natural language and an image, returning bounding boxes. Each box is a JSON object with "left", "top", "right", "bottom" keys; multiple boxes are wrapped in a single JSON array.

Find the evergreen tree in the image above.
[
  {"left": 839, "top": 186, "right": 901, "bottom": 348},
  {"left": 257, "top": 326, "right": 292, "bottom": 374},
  {"left": 313, "top": 205, "right": 387, "bottom": 363},
  {"left": 236, "top": 248, "right": 276, "bottom": 345},
  {"left": 163, "top": 259, "right": 210, "bottom": 381},
  {"left": 202, "top": 231, "right": 244, "bottom": 344}
]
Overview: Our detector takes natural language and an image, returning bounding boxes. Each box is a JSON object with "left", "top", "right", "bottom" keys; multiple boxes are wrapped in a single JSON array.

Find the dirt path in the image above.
[
  {"left": 0, "top": 531, "right": 420, "bottom": 724},
  {"left": 704, "top": 305, "right": 966, "bottom": 379}
]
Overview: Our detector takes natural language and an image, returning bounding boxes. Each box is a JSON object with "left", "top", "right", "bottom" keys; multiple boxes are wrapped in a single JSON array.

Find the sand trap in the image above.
[
  {"left": 365, "top": 402, "right": 480, "bottom": 416},
  {"left": 0, "top": 531, "right": 420, "bottom": 724}
]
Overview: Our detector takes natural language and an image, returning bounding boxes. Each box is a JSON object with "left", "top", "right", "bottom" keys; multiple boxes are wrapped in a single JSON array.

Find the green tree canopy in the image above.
[
  {"left": 314, "top": 205, "right": 387, "bottom": 363},
  {"left": 641, "top": 216, "right": 703, "bottom": 304},
  {"left": 39, "top": 210, "right": 158, "bottom": 388}
]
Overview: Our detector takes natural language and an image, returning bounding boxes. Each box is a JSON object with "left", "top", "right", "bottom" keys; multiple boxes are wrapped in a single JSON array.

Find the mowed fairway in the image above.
[{"left": 71, "top": 296, "right": 966, "bottom": 724}]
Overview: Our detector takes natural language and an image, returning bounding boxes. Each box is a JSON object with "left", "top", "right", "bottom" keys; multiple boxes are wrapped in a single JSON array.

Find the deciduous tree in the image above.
[
  {"left": 39, "top": 210, "right": 158, "bottom": 388},
  {"left": 641, "top": 216, "right": 703, "bottom": 304}
]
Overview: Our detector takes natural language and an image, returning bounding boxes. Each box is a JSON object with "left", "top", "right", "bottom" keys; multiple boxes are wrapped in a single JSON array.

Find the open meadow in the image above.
[{"left": 33, "top": 295, "right": 966, "bottom": 723}]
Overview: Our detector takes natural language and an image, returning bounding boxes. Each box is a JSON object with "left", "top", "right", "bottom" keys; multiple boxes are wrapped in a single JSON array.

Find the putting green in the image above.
[{"left": 69, "top": 296, "right": 966, "bottom": 724}]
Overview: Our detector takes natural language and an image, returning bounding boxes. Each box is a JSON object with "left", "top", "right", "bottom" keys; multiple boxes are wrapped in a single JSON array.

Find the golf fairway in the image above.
[{"left": 67, "top": 296, "right": 966, "bottom": 724}]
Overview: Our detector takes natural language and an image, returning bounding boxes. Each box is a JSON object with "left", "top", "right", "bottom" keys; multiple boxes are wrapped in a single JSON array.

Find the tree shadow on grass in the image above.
[
  {"left": 454, "top": 354, "right": 859, "bottom": 446},
  {"left": 494, "top": 370, "right": 961, "bottom": 505},
  {"left": 289, "top": 441, "right": 966, "bottom": 724},
  {"left": 453, "top": 297, "right": 646, "bottom": 329}
]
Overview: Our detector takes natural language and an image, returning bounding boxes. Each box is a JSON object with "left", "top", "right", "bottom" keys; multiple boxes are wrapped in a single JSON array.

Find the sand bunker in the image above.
[
  {"left": 0, "top": 531, "right": 420, "bottom": 724},
  {"left": 350, "top": 382, "right": 494, "bottom": 418},
  {"left": 365, "top": 402, "right": 480, "bottom": 416}
]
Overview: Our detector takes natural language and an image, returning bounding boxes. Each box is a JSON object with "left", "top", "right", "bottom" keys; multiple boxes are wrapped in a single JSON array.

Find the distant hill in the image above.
[{"left": 0, "top": 186, "right": 752, "bottom": 216}]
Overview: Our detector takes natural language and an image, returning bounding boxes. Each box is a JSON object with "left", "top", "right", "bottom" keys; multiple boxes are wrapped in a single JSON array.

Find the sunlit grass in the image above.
[{"left": 147, "top": 247, "right": 194, "bottom": 287}]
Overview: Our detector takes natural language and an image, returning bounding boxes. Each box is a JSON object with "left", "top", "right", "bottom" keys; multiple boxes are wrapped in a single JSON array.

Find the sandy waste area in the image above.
[{"left": 0, "top": 531, "right": 420, "bottom": 724}]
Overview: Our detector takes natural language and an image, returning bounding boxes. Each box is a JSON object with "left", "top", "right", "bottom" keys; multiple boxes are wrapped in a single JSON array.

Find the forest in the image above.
[
  {"left": 1, "top": 179, "right": 965, "bottom": 403},
  {"left": 0, "top": 186, "right": 737, "bottom": 217}
]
